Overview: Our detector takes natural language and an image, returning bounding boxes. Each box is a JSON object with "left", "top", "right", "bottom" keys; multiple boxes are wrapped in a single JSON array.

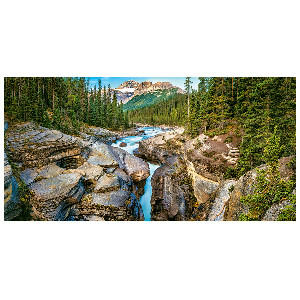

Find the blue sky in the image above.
[{"left": 87, "top": 77, "right": 199, "bottom": 90}]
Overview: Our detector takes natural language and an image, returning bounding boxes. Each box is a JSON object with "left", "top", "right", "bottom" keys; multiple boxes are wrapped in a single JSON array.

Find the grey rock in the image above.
[
  {"left": 113, "top": 168, "right": 132, "bottom": 189},
  {"left": 92, "top": 189, "right": 131, "bottom": 207},
  {"left": 94, "top": 173, "right": 120, "bottom": 193},
  {"left": 4, "top": 176, "right": 21, "bottom": 221},
  {"left": 4, "top": 160, "right": 13, "bottom": 189},
  {"left": 5, "top": 122, "right": 83, "bottom": 169},
  {"left": 36, "top": 163, "right": 64, "bottom": 180},
  {"left": 110, "top": 146, "right": 150, "bottom": 182},
  {"left": 262, "top": 199, "right": 295, "bottom": 221},
  {"left": 208, "top": 180, "right": 237, "bottom": 221},
  {"left": 85, "top": 215, "right": 105, "bottom": 221},
  {"left": 20, "top": 168, "right": 39, "bottom": 185},
  {"left": 192, "top": 172, "right": 219, "bottom": 204},
  {"left": 88, "top": 143, "right": 118, "bottom": 167},
  {"left": 29, "top": 173, "right": 84, "bottom": 220},
  {"left": 151, "top": 164, "right": 187, "bottom": 221},
  {"left": 76, "top": 162, "right": 104, "bottom": 182}
]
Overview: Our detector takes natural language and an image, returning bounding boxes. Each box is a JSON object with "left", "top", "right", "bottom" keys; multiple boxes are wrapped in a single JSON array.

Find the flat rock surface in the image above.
[
  {"left": 5, "top": 122, "right": 83, "bottom": 169},
  {"left": 88, "top": 143, "right": 118, "bottom": 167},
  {"left": 91, "top": 190, "right": 131, "bottom": 207},
  {"left": 76, "top": 162, "right": 103, "bottom": 181},
  {"left": 94, "top": 173, "right": 120, "bottom": 193},
  {"left": 36, "top": 163, "right": 64, "bottom": 180},
  {"left": 20, "top": 168, "right": 39, "bottom": 186},
  {"left": 30, "top": 173, "right": 82, "bottom": 201}
]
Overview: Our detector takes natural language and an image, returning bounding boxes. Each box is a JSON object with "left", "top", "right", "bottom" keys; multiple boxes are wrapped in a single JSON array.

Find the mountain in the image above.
[
  {"left": 123, "top": 88, "right": 182, "bottom": 111},
  {"left": 112, "top": 80, "right": 184, "bottom": 105}
]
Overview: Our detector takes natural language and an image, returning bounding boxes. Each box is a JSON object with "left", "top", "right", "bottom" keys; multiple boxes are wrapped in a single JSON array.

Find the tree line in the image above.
[{"left": 4, "top": 77, "right": 130, "bottom": 134}]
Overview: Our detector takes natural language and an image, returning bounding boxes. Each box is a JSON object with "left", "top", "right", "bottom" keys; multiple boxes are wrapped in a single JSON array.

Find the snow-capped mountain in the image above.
[{"left": 113, "top": 80, "right": 184, "bottom": 104}]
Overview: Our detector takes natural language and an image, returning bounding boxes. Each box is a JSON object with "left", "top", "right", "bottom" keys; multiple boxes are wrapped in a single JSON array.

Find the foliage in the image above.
[
  {"left": 239, "top": 129, "right": 296, "bottom": 221},
  {"left": 128, "top": 77, "right": 295, "bottom": 176},
  {"left": 4, "top": 77, "right": 129, "bottom": 133},
  {"left": 239, "top": 166, "right": 295, "bottom": 221},
  {"left": 277, "top": 196, "right": 296, "bottom": 221},
  {"left": 123, "top": 88, "right": 180, "bottom": 111},
  {"left": 224, "top": 166, "right": 238, "bottom": 179},
  {"left": 128, "top": 92, "right": 187, "bottom": 126}
]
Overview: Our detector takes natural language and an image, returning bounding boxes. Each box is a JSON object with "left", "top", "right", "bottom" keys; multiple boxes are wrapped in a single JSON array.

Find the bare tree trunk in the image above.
[
  {"left": 52, "top": 79, "right": 55, "bottom": 111},
  {"left": 88, "top": 93, "right": 90, "bottom": 121},
  {"left": 187, "top": 87, "right": 190, "bottom": 119},
  {"left": 231, "top": 77, "right": 233, "bottom": 103},
  {"left": 18, "top": 78, "right": 21, "bottom": 107}
]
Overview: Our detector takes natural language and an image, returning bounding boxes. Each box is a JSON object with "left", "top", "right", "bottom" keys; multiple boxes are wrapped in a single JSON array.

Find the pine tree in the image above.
[{"left": 184, "top": 77, "right": 192, "bottom": 119}]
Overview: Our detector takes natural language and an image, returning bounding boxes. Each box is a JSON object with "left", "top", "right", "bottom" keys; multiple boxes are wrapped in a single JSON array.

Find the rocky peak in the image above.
[
  {"left": 105, "top": 79, "right": 184, "bottom": 104},
  {"left": 117, "top": 80, "right": 139, "bottom": 89}
]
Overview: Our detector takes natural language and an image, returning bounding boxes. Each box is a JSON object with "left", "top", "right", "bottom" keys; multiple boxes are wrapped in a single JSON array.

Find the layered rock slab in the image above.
[
  {"left": 5, "top": 122, "right": 83, "bottom": 169},
  {"left": 29, "top": 173, "right": 84, "bottom": 220}
]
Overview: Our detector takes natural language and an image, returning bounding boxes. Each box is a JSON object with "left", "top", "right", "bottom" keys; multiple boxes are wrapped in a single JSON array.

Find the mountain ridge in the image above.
[{"left": 111, "top": 80, "right": 184, "bottom": 104}]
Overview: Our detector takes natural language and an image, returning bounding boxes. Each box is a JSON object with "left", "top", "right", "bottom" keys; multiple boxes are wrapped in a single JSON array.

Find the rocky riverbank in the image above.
[
  {"left": 4, "top": 122, "right": 150, "bottom": 221},
  {"left": 136, "top": 128, "right": 295, "bottom": 221},
  {"left": 79, "top": 125, "right": 146, "bottom": 145},
  {"left": 4, "top": 121, "right": 295, "bottom": 221}
]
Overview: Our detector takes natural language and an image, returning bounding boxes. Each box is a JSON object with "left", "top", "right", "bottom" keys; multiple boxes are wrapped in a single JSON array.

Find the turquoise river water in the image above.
[{"left": 112, "top": 127, "right": 163, "bottom": 221}]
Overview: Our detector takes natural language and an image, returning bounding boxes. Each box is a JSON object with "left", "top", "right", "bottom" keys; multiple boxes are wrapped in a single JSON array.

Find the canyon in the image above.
[{"left": 4, "top": 120, "right": 295, "bottom": 221}]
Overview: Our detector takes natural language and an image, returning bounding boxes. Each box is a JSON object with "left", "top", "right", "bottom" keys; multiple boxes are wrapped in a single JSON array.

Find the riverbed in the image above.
[{"left": 112, "top": 127, "right": 163, "bottom": 221}]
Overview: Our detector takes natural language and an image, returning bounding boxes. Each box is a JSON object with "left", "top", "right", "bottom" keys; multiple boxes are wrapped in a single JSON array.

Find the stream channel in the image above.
[{"left": 112, "top": 127, "right": 164, "bottom": 221}]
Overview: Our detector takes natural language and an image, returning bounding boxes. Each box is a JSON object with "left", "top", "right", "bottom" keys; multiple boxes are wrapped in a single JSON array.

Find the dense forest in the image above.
[
  {"left": 4, "top": 77, "right": 130, "bottom": 134},
  {"left": 130, "top": 77, "right": 296, "bottom": 176},
  {"left": 128, "top": 93, "right": 187, "bottom": 124},
  {"left": 123, "top": 88, "right": 182, "bottom": 111}
]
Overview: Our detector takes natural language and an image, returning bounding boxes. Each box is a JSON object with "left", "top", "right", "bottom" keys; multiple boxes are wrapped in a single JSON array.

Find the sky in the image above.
[{"left": 87, "top": 77, "right": 199, "bottom": 90}]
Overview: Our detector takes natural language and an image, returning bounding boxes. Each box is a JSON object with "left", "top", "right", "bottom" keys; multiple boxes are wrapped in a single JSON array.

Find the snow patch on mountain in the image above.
[{"left": 116, "top": 88, "right": 136, "bottom": 93}]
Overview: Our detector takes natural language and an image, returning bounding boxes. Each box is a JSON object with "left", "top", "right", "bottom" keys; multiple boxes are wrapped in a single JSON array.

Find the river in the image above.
[{"left": 112, "top": 127, "right": 163, "bottom": 221}]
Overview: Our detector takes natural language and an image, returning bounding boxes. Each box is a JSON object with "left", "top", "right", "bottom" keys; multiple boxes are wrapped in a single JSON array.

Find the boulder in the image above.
[
  {"left": 124, "top": 153, "right": 150, "bottom": 182},
  {"left": 137, "top": 132, "right": 173, "bottom": 163},
  {"left": 151, "top": 163, "right": 188, "bottom": 221},
  {"left": 119, "top": 142, "right": 127, "bottom": 147},
  {"left": 113, "top": 168, "right": 132, "bottom": 189},
  {"left": 87, "top": 143, "right": 118, "bottom": 167},
  {"left": 29, "top": 173, "right": 84, "bottom": 220},
  {"left": 224, "top": 167, "right": 264, "bottom": 220},
  {"left": 92, "top": 189, "right": 130, "bottom": 207},
  {"left": 109, "top": 146, "right": 150, "bottom": 182}
]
